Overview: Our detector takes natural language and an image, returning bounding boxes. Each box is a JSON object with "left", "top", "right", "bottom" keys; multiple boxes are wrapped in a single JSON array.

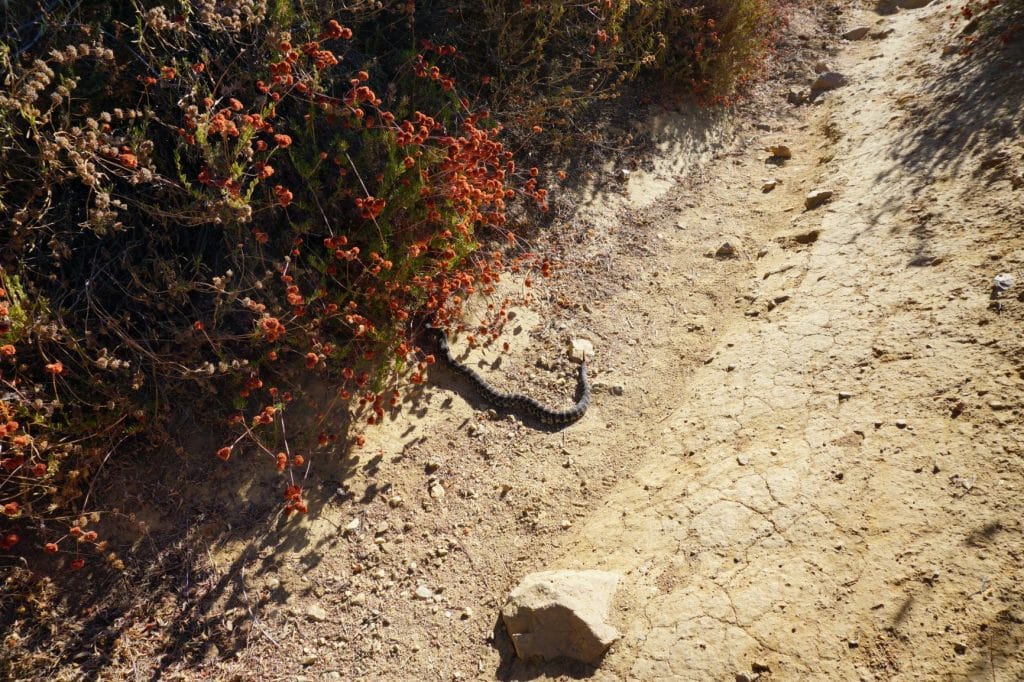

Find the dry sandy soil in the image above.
[{"left": 5, "top": 1, "right": 1024, "bottom": 680}]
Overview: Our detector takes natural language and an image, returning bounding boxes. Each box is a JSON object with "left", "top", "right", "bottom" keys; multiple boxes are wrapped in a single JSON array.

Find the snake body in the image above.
[{"left": 427, "top": 325, "right": 590, "bottom": 426}]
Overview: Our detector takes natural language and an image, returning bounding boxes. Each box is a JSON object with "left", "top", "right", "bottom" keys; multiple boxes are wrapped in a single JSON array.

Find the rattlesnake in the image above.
[{"left": 426, "top": 324, "right": 590, "bottom": 426}]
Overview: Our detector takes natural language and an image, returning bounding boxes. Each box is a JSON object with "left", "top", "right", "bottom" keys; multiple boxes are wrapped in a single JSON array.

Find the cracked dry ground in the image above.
[
  {"left": 161, "top": 5, "right": 1024, "bottom": 682},
  {"left": 557, "top": 7, "right": 1024, "bottom": 682}
]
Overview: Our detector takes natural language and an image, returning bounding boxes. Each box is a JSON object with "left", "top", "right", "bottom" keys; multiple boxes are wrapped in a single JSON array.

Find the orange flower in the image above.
[
  {"left": 0, "top": 345, "right": 14, "bottom": 357},
  {"left": 118, "top": 152, "right": 138, "bottom": 168},
  {"left": 304, "top": 352, "right": 319, "bottom": 369},
  {"left": 292, "top": 455, "right": 305, "bottom": 467},
  {"left": 69, "top": 526, "right": 83, "bottom": 537},
  {"left": 3, "top": 501, "right": 19, "bottom": 516},
  {"left": 44, "top": 542, "right": 59, "bottom": 553},
  {"left": 31, "top": 463, "right": 46, "bottom": 477},
  {"left": 192, "top": 62, "right": 205, "bottom": 73},
  {"left": 276, "top": 452, "right": 287, "bottom": 471},
  {"left": 216, "top": 446, "right": 232, "bottom": 461},
  {"left": 82, "top": 531, "right": 98, "bottom": 543},
  {"left": 160, "top": 66, "right": 176, "bottom": 80},
  {"left": 273, "top": 134, "right": 292, "bottom": 148},
  {"left": 45, "top": 361, "right": 64, "bottom": 375},
  {"left": 0, "top": 533, "right": 18, "bottom": 550},
  {"left": 70, "top": 558, "right": 85, "bottom": 571},
  {"left": 273, "top": 185, "right": 293, "bottom": 208}
]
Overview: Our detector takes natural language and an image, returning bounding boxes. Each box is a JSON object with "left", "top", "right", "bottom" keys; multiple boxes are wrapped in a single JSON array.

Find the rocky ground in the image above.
[{"left": 5, "top": 1, "right": 1023, "bottom": 680}]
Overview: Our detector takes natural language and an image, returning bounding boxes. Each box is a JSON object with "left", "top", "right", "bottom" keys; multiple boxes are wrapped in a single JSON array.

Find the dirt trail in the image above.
[
  {"left": 551, "top": 5, "right": 1024, "bottom": 680},
  {"left": 171, "top": 4, "right": 1024, "bottom": 681}
]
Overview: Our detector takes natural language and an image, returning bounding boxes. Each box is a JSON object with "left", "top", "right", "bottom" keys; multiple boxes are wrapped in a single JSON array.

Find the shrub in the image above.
[
  {"left": 0, "top": 1, "right": 534, "bottom": 566},
  {"left": 0, "top": 0, "right": 794, "bottom": 570},
  {"left": 959, "top": 0, "right": 1024, "bottom": 44}
]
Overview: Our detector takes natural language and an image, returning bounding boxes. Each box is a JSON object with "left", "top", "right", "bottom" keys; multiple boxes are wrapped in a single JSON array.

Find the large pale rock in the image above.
[{"left": 502, "top": 570, "right": 621, "bottom": 663}]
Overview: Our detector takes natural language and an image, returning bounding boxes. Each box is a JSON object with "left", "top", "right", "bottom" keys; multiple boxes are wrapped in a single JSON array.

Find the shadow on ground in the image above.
[
  {"left": 0, "top": 374, "right": 362, "bottom": 679},
  {"left": 869, "top": 39, "right": 1024, "bottom": 263}
]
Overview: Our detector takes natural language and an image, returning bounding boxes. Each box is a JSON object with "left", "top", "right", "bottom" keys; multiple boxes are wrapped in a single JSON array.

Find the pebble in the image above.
[
  {"left": 811, "top": 71, "right": 847, "bottom": 92},
  {"left": 804, "top": 189, "right": 834, "bottom": 210},
  {"left": 415, "top": 586, "right": 434, "bottom": 600},
  {"left": 766, "top": 145, "right": 792, "bottom": 159},
  {"left": 570, "top": 338, "right": 594, "bottom": 362},
  {"left": 843, "top": 27, "right": 871, "bottom": 41},
  {"left": 300, "top": 653, "right": 318, "bottom": 666},
  {"left": 895, "top": 420, "right": 907, "bottom": 429},
  {"left": 344, "top": 518, "right": 360, "bottom": 533},
  {"left": 307, "top": 605, "right": 329, "bottom": 622},
  {"left": 610, "top": 384, "right": 625, "bottom": 396},
  {"left": 461, "top": 607, "right": 474, "bottom": 620},
  {"left": 737, "top": 456, "right": 749, "bottom": 466},
  {"left": 761, "top": 179, "right": 779, "bottom": 193},
  {"left": 715, "top": 242, "right": 738, "bottom": 259},
  {"left": 993, "top": 273, "right": 1015, "bottom": 293},
  {"left": 266, "top": 577, "right": 281, "bottom": 590},
  {"left": 375, "top": 521, "right": 390, "bottom": 535},
  {"left": 429, "top": 482, "right": 446, "bottom": 499},
  {"left": 954, "top": 642, "right": 967, "bottom": 655}
]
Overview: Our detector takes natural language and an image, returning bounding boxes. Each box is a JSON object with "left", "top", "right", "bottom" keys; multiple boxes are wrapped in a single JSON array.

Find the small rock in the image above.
[
  {"left": 307, "top": 604, "right": 329, "bottom": 622},
  {"left": 899, "top": 0, "right": 933, "bottom": 7},
  {"left": 942, "top": 43, "right": 960, "bottom": 57},
  {"left": 895, "top": 420, "right": 908, "bottom": 429},
  {"left": 570, "top": 338, "right": 594, "bottom": 362},
  {"left": 300, "top": 653, "right": 318, "bottom": 666},
  {"left": 804, "top": 189, "right": 834, "bottom": 210},
  {"left": 737, "top": 456, "right": 749, "bottom": 466},
  {"left": 811, "top": 72, "right": 848, "bottom": 93},
  {"left": 839, "top": 391, "right": 853, "bottom": 401},
  {"left": 266, "top": 577, "right": 281, "bottom": 590},
  {"left": 848, "top": 639, "right": 860, "bottom": 648},
  {"left": 875, "top": 0, "right": 898, "bottom": 14},
  {"left": 735, "top": 675, "right": 753, "bottom": 682},
  {"left": 954, "top": 642, "right": 967, "bottom": 655},
  {"left": 461, "top": 607, "right": 474, "bottom": 620},
  {"left": 502, "top": 570, "right": 621, "bottom": 663},
  {"left": 766, "top": 145, "right": 792, "bottom": 159},
  {"left": 993, "top": 273, "right": 1015, "bottom": 294},
  {"left": 762, "top": 179, "right": 779, "bottom": 193},
  {"left": 344, "top": 518, "right": 360, "bottom": 533},
  {"left": 429, "top": 482, "right": 445, "bottom": 499},
  {"left": 715, "top": 242, "right": 738, "bottom": 259},
  {"left": 374, "top": 521, "right": 390, "bottom": 535},
  {"left": 786, "top": 88, "right": 808, "bottom": 105},
  {"left": 843, "top": 27, "right": 871, "bottom": 40},
  {"left": 610, "top": 384, "right": 625, "bottom": 396},
  {"left": 813, "top": 61, "right": 831, "bottom": 74},
  {"left": 415, "top": 586, "right": 434, "bottom": 600},
  {"left": 871, "top": 28, "right": 896, "bottom": 39}
]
